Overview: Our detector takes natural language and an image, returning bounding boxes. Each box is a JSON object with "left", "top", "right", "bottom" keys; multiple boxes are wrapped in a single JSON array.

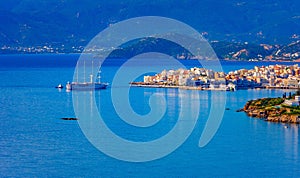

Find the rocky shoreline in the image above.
[{"left": 241, "top": 97, "right": 300, "bottom": 124}]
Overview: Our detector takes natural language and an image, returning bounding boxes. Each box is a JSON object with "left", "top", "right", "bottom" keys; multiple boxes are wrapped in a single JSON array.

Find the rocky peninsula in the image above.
[{"left": 241, "top": 94, "right": 300, "bottom": 124}]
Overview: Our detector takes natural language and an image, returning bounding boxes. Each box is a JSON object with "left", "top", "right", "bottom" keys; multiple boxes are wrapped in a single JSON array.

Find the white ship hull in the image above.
[{"left": 66, "top": 82, "right": 108, "bottom": 90}]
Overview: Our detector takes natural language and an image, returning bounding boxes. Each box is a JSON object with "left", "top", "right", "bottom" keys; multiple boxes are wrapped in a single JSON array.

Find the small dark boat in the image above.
[{"left": 61, "top": 117, "right": 78, "bottom": 120}]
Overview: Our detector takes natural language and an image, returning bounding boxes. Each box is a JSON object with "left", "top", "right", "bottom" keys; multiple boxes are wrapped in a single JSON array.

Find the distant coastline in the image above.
[
  {"left": 1, "top": 40, "right": 300, "bottom": 62},
  {"left": 0, "top": 53, "right": 299, "bottom": 64},
  {"left": 0, "top": 53, "right": 81, "bottom": 56}
]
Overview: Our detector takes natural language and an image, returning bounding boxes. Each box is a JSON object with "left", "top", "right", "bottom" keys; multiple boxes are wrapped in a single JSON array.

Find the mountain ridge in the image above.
[{"left": 1, "top": 0, "right": 300, "bottom": 48}]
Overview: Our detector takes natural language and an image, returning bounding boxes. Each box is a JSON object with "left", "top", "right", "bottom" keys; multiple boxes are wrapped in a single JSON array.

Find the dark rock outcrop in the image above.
[{"left": 61, "top": 118, "right": 78, "bottom": 120}]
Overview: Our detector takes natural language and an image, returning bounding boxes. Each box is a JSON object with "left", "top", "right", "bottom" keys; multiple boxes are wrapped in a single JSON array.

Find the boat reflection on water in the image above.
[{"left": 72, "top": 85, "right": 227, "bottom": 162}]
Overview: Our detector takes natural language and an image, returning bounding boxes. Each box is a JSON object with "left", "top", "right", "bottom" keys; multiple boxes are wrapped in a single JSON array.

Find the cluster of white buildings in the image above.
[
  {"left": 144, "top": 67, "right": 235, "bottom": 90},
  {"left": 283, "top": 96, "right": 300, "bottom": 107},
  {"left": 143, "top": 64, "right": 300, "bottom": 90},
  {"left": 228, "top": 64, "right": 300, "bottom": 88},
  {"left": 1, "top": 45, "right": 84, "bottom": 54}
]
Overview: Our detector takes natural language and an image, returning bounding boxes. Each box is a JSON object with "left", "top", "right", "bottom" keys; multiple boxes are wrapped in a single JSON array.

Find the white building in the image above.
[{"left": 284, "top": 99, "right": 300, "bottom": 107}]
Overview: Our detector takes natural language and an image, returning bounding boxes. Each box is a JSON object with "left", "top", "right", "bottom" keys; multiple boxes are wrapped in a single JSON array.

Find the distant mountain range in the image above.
[
  {"left": 211, "top": 40, "right": 300, "bottom": 61},
  {"left": 1, "top": 0, "right": 300, "bottom": 59},
  {"left": 107, "top": 38, "right": 300, "bottom": 61}
]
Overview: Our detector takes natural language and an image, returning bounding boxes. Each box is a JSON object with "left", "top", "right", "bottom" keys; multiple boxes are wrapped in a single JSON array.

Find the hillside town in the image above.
[{"left": 132, "top": 64, "right": 300, "bottom": 91}]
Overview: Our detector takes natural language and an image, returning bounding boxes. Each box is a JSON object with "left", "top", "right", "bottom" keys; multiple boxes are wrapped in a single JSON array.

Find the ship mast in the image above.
[
  {"left": 83, "top": 60, "right": 86, "bottom": 83},
  {"left": 76, "top": 62, "right": 79, "bottom": 83}
]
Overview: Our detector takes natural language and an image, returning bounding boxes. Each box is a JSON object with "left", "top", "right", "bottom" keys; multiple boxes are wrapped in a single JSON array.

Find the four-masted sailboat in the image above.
[{"left": 66, "top": 60, "right": 108, "bottom": 90}]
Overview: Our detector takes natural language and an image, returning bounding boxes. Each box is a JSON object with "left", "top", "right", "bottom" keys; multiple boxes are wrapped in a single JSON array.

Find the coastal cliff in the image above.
[{"left": 242, "top": 97, "right": 300, "bottom": 124}]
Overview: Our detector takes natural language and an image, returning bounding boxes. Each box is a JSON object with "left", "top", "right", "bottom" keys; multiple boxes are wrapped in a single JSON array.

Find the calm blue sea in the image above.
[{"left": 0, "top": 54, "right": 299, "bottom": 177}]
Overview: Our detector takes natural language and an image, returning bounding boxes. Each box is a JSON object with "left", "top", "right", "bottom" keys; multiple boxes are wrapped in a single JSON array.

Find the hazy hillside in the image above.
[{"left": 0, "top": 0, "right": 300, "bottom": 48}]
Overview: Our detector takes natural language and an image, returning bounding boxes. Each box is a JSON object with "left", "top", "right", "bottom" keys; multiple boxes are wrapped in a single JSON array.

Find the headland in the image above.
[{"left": 240, "top": 92, "right": 300, "bottom": 124}]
